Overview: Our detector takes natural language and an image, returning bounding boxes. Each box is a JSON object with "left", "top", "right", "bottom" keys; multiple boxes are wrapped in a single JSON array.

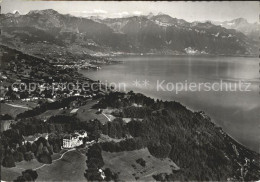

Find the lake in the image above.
[{"left": 80, "top": 55, "right": 260, "bottom": 153}]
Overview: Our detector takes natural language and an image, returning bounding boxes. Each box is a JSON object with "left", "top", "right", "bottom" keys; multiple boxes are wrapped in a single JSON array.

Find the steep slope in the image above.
[{"left": 95, "top": 92, "right": 260, "bottom": 181}]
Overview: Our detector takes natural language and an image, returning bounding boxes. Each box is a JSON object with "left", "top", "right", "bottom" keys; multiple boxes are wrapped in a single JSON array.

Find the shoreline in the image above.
[
  {"left": 80, "top": 59, "right": 259, "bottom": 154},
  {"left": 95, "top": 51, "right": 258, "bottom": 59},
  {"left": 1, "top": 43, "right": 258, "bottom": 154}
]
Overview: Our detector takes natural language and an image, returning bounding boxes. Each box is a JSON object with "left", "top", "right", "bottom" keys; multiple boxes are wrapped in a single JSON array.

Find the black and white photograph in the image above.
[{"left": 0, "top": 0, "right": 259, "bottom": 181}]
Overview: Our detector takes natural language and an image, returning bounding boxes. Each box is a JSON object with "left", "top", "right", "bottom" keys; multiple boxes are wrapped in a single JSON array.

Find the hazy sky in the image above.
[{"left": 1, "top": 0, "right": 259, "bottom": 23}]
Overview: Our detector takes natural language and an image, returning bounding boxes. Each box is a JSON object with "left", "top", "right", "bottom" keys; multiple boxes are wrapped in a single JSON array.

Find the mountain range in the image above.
[
  {"left": 212, "top": 18, "right": 259, "bottom": 41},
  {"left": 0, "top": 9, "right": 258, "bottom": 56}
]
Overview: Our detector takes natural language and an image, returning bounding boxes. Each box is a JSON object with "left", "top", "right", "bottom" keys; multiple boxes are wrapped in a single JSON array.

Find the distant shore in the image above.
[{"left": 80, "top": 55, "right": 259, "bottom": 154}]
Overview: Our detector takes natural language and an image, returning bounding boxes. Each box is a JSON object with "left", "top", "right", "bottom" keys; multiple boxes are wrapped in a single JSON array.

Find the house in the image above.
[
  {"left": 99, "top": 169, "right": 105, "bottom": 179},
  {"left": 23, "top": 68, "right": 31, "bottom": 77},
  {"left": 70, "top": 108, "right": 79, "bottom": 114},
  {"left": 22, "top": 133, "right": 49, "bottom": 145},
  {"left": 62, "top": 130, "right": 87, "bottom": 148}
]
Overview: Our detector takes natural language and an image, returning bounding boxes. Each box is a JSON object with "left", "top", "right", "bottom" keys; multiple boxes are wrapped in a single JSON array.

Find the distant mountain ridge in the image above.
[
  {"left": 212, "top": 18, "right": 259, "bottom": 41},
  {"left": 0, "top": 9, "right": 258, "bottom": 56}
]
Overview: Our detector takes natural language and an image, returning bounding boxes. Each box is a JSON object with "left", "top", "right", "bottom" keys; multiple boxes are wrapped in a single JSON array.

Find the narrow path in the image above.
[
  {"left": 33, "top": 148, "right": 75, "bottom": 170},
  {"left": 5, "top": 103, "right": 30, "bottom": 109},
  {"left": 102, "top": 113, "right": 111, "bottom": 121}
]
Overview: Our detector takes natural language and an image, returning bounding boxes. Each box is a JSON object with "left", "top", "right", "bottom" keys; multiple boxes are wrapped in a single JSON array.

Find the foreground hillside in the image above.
[
  {"left": 1, "top": 45, "right": 260, "bottom": 181},
  {"left": 84, "top": 92, "right": 260, "bottom": 181},
  {"left": 0, "top": 9, "right": 258, "bottom": 56}
]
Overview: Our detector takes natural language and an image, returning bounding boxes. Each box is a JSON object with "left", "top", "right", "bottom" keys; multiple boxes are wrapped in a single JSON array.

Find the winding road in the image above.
[{"left": 33, "top": 148, "right": 76, "bottom": 170}]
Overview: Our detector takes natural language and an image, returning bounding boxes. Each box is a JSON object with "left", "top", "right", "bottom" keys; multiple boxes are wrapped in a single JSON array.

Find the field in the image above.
[
  {"left": 1, "top": 159, "right": 43, "bottom": 181},
  {"left": 99, "top": 134, "right": 127, "bottom": 143},
  {"left": 102, "top": 148, "right": 179, "bottom": 181},
  {"left": 36, "top": 149, "right": 87, "bottom": 181},
  {"left": 0, "top": 101, "right": 38, "bottom": 131},
  {"left": 1, "top": 149, "right": 87, "bottom": 181},
  {"left": 0, "top": 100, "right": 38, "bottom": 118},
  {"left": 1, "top": 120, "right": 16, "bottom": 132},
  {"left": 36, "top": 108, "right": 65, "bottom": 120},
  {"left": 0, "top": 102, "right": 30, "bottom": 118},
  {"left": 76, "top": 100, "right": 109, "bottom": 123},
  {"left": 1, "top": 167, "right": 21, "bottom": 181}
]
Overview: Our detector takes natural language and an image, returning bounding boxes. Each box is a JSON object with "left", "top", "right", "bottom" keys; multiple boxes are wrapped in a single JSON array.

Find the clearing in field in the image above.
[
  {"left": 1, "top": 150, "right": 73, "bottom": 181},
  {"left": 1, "top": 158, "right": 43, "bottom": 181},
  {"left": 76, "top": 100, "right": 110, "bottom": 123},
  {"left": 1, "top": 103, "right": 29, "bottom": 118},
  {"left": 36, "top": 149, "right": 87, "bottom": 181},
  {"left": 102, "top": 148, "right": 179, "bottom": 181},
  {"left": 36, "top": 108, "right": 65, "bottom": 120},
  {"left": 1, "top": 100, "right": 38, "bottom": 114}
]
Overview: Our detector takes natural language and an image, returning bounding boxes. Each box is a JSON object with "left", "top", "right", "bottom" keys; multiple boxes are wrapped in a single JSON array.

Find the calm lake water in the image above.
[{"left": 80, "top": 55, "right": 260, "bottom": 153}]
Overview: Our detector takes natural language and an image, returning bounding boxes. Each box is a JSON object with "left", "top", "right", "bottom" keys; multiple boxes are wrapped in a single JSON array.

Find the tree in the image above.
[
  {"left": 148, "top": 143, "right": 172, "bottom": 158},
  {"left": 36, "top": 142, "right": 43, "bottom": 157},
  {"left": 14, "top": 176, "right": 26, "bottom": 182},
  {"left": 17, "top": 152, "right": 24, "bottom": 162},
  {"left": 24, "top": 152, "right": 34, "bottom": 161},
  {"left": 22, "top": 169, "right": 38, "bottom": 181},
  {"left": 14, "top": 169, "right": 38, "bottom": 182},
  {"left": 102, "top": 124, "right": 108, "bottom": 135},
  {"left": 89, "top": 130, "right": 101, "bottom": 142},
  {"left": 52, "top": 142, "right": 61, "bottom": 153},
  {"left": 13, "top": 151, "right": 20, "bottom": 162},
  {"left": 31, "top": 143, "right": 37, "bottom": 153},
  {"left": 42, "top": 146, "right": 49, "bottom": 155},
  {"left": 85, "top": 168, "right": 103, "bottom": 181},
  {"left": 47, "top": 145, "right": 54, "bottom": 155},
  {"left": 104, "top": 168, "right": 119, "bottom": 181},
  {"left": 38, "top": 153, "right": 52, "bottom": 164},
  {"left": 18, "top": 145, "right": 27, "bottom": 154},
  {"left": 2, "top": 154, "right": 15, "bottom": 167},
  {"left": 0, "top": 114, "right": 12, "bottom": 120},
  {"left": 26, "top": 142, "right": 32, "bottom": 152}
]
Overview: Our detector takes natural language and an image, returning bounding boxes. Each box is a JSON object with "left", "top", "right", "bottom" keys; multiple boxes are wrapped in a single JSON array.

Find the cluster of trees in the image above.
[
  {"left": 11, "top": 118, "right": 49, "bottom": 136},
  {"left": 97, "top": 91, "right": 186, "bottom": 113},
  {"left": 1, "top": 133, "right": 54, "bottom": 167},
  {"left": 2, "top": 83, "right": 259, "bottom": 181},
  {"left": 84, "top": 144, "right": 104, "bottom": 181},
  {"left": 101, "top": 138, "right": 145, "bottom": 153},
  {"left": 34, "top": 137, "right": 53, "bottom": 164},
  {"left": 101, "top": 118, "right": 128, "bottom": 139},
  {"left": 14, "top": 169, "right": 38, "bottom": 182},
  {"left": 122, "top": 106, "right": 152, "bottom": 118},
  {"left": 0, "top": 114, "right": 104, "bottom": 168},
  {"left": 147, "top": 143, "right": 172, "bottom": 159},
  {"left": 0, "top": 119, "right": 66, "bottom": 168},
  {"left": 17, "top": 96, "right": 86, "bottom": 119},
  {"left": 136, "top": 158, "right": 146, "bottom": 167},
  {"left": 94, "top": 91, "right": 260, "bottom": 180},
  {"left": 84, "top": 143, "right": 118, "bottom": 181},
  {"left": 11, "top": 115, "right": 97, "bottom": 137},
  {"left": 1, "top": 129, "right": 25, "bottom": 167},
  {"left": 95, "top": 92, "right": 127, "bottom": 109},
  {"left": 1, "top": 115, "right": 103, "bottom": 168},
  {"left": 0, "top": 114, "right": 13, "bottom": 120},
  {"left": 96, "top": 91, "right": 156, "bottom": 109},
  {"left": 11, "top": 115, "right": 86, "bottom": 136}
]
